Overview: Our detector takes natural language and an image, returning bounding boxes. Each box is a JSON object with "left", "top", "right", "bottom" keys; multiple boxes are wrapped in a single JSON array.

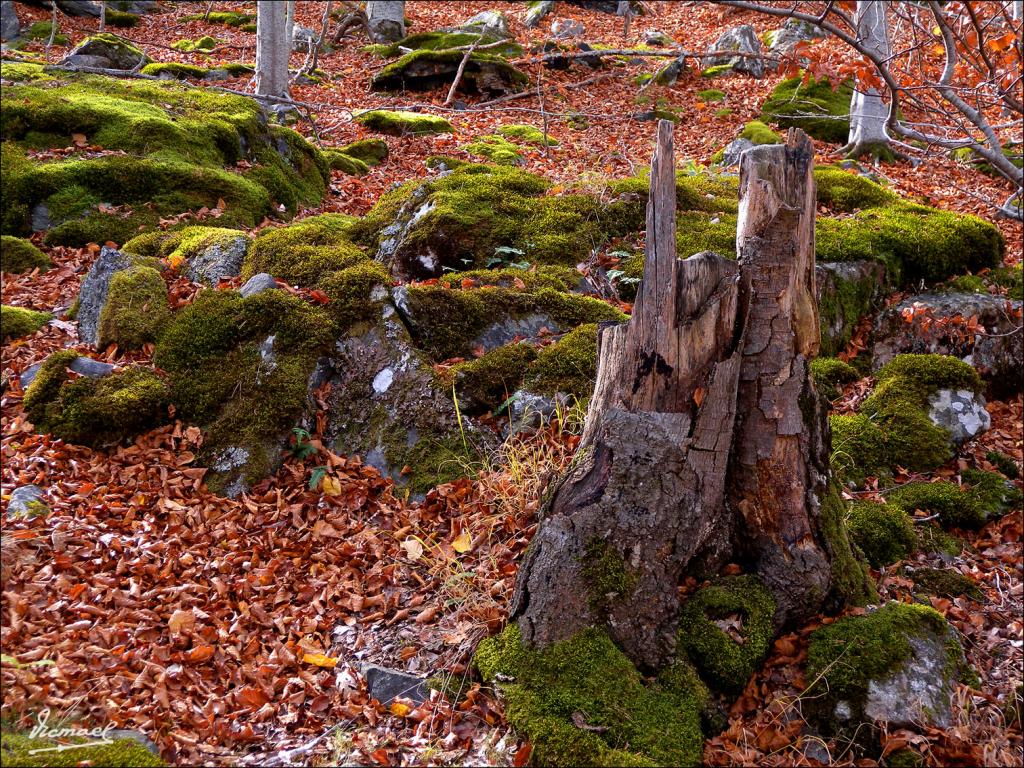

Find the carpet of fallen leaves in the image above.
[{"left": 2, "top": 2, "right": 1023, "bottom": 766}]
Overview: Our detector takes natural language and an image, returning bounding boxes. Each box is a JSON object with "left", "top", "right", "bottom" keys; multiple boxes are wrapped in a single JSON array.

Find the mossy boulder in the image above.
[
  {"left": 810, "top": 356, "right": 858, "bottom": 401},
  {"left": 123, "top": 226, "right": 251, "bottom": 285},
  {"left": 353, "top": 109, "right": 453, "bottom": 136},
  {"left": 371, "top": 49, "right": 528, "bottom": 95},
  {"left": 324, "top": 150, "right": 370, "bottom": 176},
  {"left": 242, "top": 214, "right": 363, "bottom": 286},
  {"left": 367, "top": 30, "right": 522, "bottom": 59},
  {"left": 448, "top": 342, "right": 538, "bottom": 413},
  {"left": 760, "top": 74, "right": 852, "bottom": 144},
  {"left": 807, "top": 602, "right": 972, "bottom": 730},
  {"left": 524, "top": 323, "right": 601, "bottom": 400},
  {"left": 498, "top": 123, "right": 558, "bottom": 146},
  {"left": 846, "top": 501, "right": 916, "bottom": 568},
  {"left": 139, "top": 62, "right": 210, "bottom": 80},
  {"left": 1, "top": 71, "right": 329, "bottom": 245},
  {"left": 461, "top": 134, "right": 524, "bottom": 166},
  {"left": 0, "top": 235, "right": 50, "bottom": 273},
  {"left": 475, "top": 624, "right": 706, "bottom": 766},
  {"left": 1, "top": 305, "right": 51, "bottom": 340},
  {"left": 183, "top": 11, "right": 253, "bottom": 27},
  {"left": 171, "top": 35, "right": 218, "bottom": 52},
  {"left": 961, "top": 467, "right": 1023, "bottom": 518},
  {"left": 62, "top": 33, "right": 149, "bottom": 70},
  {"left": 886, "top": 480, "right": 986, "bottom": 529},
  {"left": 96, "top": 265, "right": 169, "bottom": 350},
  {"left": 815, "top": 260, "right": 890, "bottom": 357},
  {"left": 814, "top": 166, "right": 897, "bottom": 212},
  {"left": 338, "top": 138, "right": 388, "bottom": 166},
  {"left": 0, "top": 732, "right": 164, "bottom": 767},
  {"left": 677, "top": 575, "right": 775, "bottom": 694},
  {"left": 23, "top": 352, "right": 169, "bottom": 447}
]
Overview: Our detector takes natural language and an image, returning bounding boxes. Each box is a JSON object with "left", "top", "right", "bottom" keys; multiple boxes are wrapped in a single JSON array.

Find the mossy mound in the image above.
[
  {"left": 123, "top": 226, "right": 251, "bottom": 272},
  {"left": 153, "top": 289, "right": 335, "bottom": 494},
  {"left": 475, "top": 625, "right": 706, "bottom": 767},
  {"left": 96, "top": 265, "right": 170, "bottom": 350},
  {"left": 438, "top": 265, "right": 580, "bottom": 292},
  {"left": 367, "top": 30, "right": 523, "bottom": 59},
  {"left": 139, "top": 62, "right": 210, "bottom": 79},
  {"left": 105, "top": 9, "right": 141, "bottom": 28},
  {"left": 858, "top": 354, "right": 984, "bottom": 473},
  {"left": 1, "top": 236, "right": 50, "bottom": 273},
  {"left": 524, "top": 323, "right": 601, "bottom": 399},
  {"left": 323, "top": 150, "right": 370, "bottom": 176},
  {"left": 0, "top": 732, "right": 163, "bottom": 767},
  {"left": 846, "top": 501, "right": 916, "bottom": 568},
  {"left": 830, "top": 413, "right": 887, "bottom": 484},
  {"left": 353, "top": 110, "right": 453, "bottom": 136},
  {"left": 183, "top": 11, "right": 253, "bottom": 27},
  {"left": 886, "top": 481, "right": 986, "bottom": 530},
  {"left": 171, "top": 35, "right": 218, "bottom": 52},
  {"left": 697, "top": 89, "right": 726, "bottom": 102},
  {"left": 25, "top": 21, "right": 69, "bottom": 46},
  {"left": 448, "top": 342, "right": 538, "bottom": 413},
  {"left": 498, "top": 124, "right": 558, "bottom": 146},
  {"left": 23, "top": 352, "right": 169, "bottom": 447},
  {"left": 806, "top": 602, "right": 969, "bottom": 730},
  {"left": 371, "top": 49, "right": 528, "bottom": 95},
  {"left": 354, "top": 162, "right": 637, "bottom": 279},
  {"left": 399, "top": 284, "right": 624, "bottom": 361},
  {"left": 985, "top": 450, "right": 1019, "bottom": 479},
  {"left": 1, "top": 305, "right": 51, "bottom": 340},
  {"left": 461, "top": 134, "right": 524, "bottom": 165},
  {"left": 814, "top": 167, "right": 897, "bottom": 212},
  {"left": 810, "top": 356, "right": 858, "bottom": 401},
  {"left": 338, "top": 138, "right": 388, "bottom": 166},
  {"left": 961, "top": 467, "right": 1023, "bottom": 518},
  {"left": 677, "top": 575, "right": 776, "bottom": 694},
  {"left": 1, "top": 71, "right": 329, "bottom": 245},
  {"left": 242, "top": 214, "right": 363, "bottom": 286},
  {"left": 740, "top": 120, "right": 781, "bottom": 145},
  {"left": 760, "top": 74, "right": 853, "bottom": 144},
  {"left": 910, "top": 568, "right": 983, "bottom": 600}
]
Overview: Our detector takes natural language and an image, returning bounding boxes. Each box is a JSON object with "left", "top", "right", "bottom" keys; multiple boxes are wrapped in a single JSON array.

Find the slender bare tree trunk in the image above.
[
  {"left": 1011, "top": 1, "right": 1022, "bottom": 21},
  {"left": 510, "top": 122, "right": 869, "bottom": 671},
  {"left": 285, "top": 0, "right": 295, "bottom": 48},
  {"left": 256, "top": 0, "right": 290, "bottom": 98},
  {"left": 98, "top": 0, "right": 105, "bottom": 32},
  {"left": 845, "top": 0, "right": 893, "bottom": 159},
  {"left": 366, "top": 0, "right": 404, "bottom": 43}
]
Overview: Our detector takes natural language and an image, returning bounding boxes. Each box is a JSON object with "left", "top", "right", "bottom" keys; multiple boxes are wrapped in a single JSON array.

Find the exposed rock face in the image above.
[
  {"left": 366, "top": 0, "right": 405, "bottom": 43},
  {"left": 184, "top": 235, "right": 247, "bottom": 285},
  {"left": 239, "top": 273, "right": 279, "bottom": 298},
  {"left": 551, "top": 19, "right": 585, "bottom": 40},
  {"left": 76, "top": 247, "right": 135, "bottom": 347},
  {"left": 361, "top": 664, "right": 428, "bottom": 705},
  {"left": 872, "top": 292, "right": 1023, "bottom": 391},
  {"left": 459, "top": 10, "right": 510, "bottom": 39},
  {"left": 766, "top": 18, "right": 825, "bottom": 70},
  {"left": 292, "top": 24, "right": 316, "bottom": 52},
  {"left": 928, "top": 388, "right": 991, "bottom": 446},
  {"left": 703, "top": 25, "right": 764, "bottom": 78},
  {"left": 62, "top": 35, "right": 149, "bottom": 70},
  {"left": 720, "top": 137, "right": 755, "bottom": 167},
  {"left": 524, "top": 0, "right": 555, "bottom": 28},
  {"left": 19, "top": 356, "right": 115, "bottom": 389},
  {"left": 1, "top": 0, "right": 19, "bottom": 42},
  {"left": 815, "top": 260, "right": 889, "bottom": 357},
  {"left": 6, "top": 485, "right": 46, "bottom": 518}
]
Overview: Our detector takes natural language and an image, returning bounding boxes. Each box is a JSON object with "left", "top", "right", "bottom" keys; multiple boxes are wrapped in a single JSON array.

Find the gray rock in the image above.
[
  {"left": 719, "top": 137, "right": 755, "bottom": 167},
  {"left": 872, "top": 292, "right": 1023, "bottom": 390},
  {"left": 62, "top": 34, "right": 148, "bottom": 70},
  {"left": 105, "top": 730, "right": 160, "bottom": 756},
  {"left": 55, "top": 1, "right": 101, "bottom": 17},
  {"left": 474, "top": 313, "right": 561, "bottom": 353},
  {"left": 61, "top": 53, "right": 115, "bottom": 70},
  {"left": 1, "top": 0, "right": 19, "bottom": 42},
  {"left": 459, "top": 10, "right": 510, "bottom": 39},
  {"left": 76, "top": 246, "right": 134, "bottom": 347},
  {"left": 524, "top": 0, "right": 555, "bottom": 29},
  {"left": 652, "top": 55, "right": 687, "bottom": 87},
  {"left": 703, "top": 25, "right": 764, "bottom": 78},
  {"left": 239, "top": 273, "right": 279, "bottom": 298},
  {"left": 551, "top": 19, "right": 585, "bottom": 40},
  {"left": 816, "top": 260, "right": 890, "bottom": 357},
  {"left": 203, "top": 68, "right": 231, "bottom": 82},
  {"left": 361, "top": 664, "right": 428, "bottom": 705},
  {"left": 503, "top": 390, "right": 567, "bottom": 439},
  {"left": 184, "top": 234, "right": 248, "bottom": 285},
  {"left": 31, "top": 203, "right": 51, "bottom": 232},
  {"left": 19, "top": 355, "right": 115, "bottom": 389},
  {"left": 928, "top": 388, "right": 990, "bottom": 446},
  {"left": 644, "top": 29, "right": 672, "bottom": 46},
  {"left": 7, "top": 485, "right": 46, "bottom": 518},
  {"left": 766, "top": 18, "right": 824, "bottom": 70},
  {"left": 862, "top": 630, "right": 960, "bottom": 728},
  {"left": 292, "top": 24, "right": 317, "bottom": 52}
]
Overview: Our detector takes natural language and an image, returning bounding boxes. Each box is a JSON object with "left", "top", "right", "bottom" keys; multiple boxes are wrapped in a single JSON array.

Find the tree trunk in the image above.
[
  {"left": 256, "top": 0, "right": 290, "bottom": 98},
  {"left": 845, "top": 1, "right": 893, "bottom": 159},
  {"left": 285, "top": 0, "right": 295, "bottom": 49},
  {"left": 366, "top": 0, "right": 404, "bottom": 43},
  {"left": 510, "top": 121, "right": 866, "bottom": 672}
]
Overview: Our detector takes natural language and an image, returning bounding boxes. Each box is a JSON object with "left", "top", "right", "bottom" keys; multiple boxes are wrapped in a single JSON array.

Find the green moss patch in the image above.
[
  {"left": 814, "top": 167, "right": 897, "bottom": 212},
  {"left": 1, "top": 236, "right": 50, "bottom": 273},
  {"left": 96, "top": 265, "right": 170, "bottom": 350},
  {"left": 677, "top": 575, "right": 775, "bottom": 694},
  {"left": 810, "top": 357, "right": 858, "bottom": 401},
  {"left": 961, "top": 468, "right": 1023, "bottom": 518},
  {"left": 353, "top": 110, "right": 453, "bottom": 136},
  {"left": 985, "top": 450, "right": 1019, "bottom": 479},
  {"left": 24, "top": 354, "right": 169, "bottom": 447},
  {"left": 846, "top": 501, "right": 916, "bottom": 568},
  {"left": 338, "top": 138, "right": 388, "bottom": 166},
  {"left": 524, "top": 323, "right": 600, "bottom": 399},
  {"left": 886, "top": 481, "right": 986, "bottom": 529},
  {"left": 243, "top": 214, "right": 362, "bottom": 286},
  {"left": 760, "top": 74, "right": 852, "bottom": 144},
  {"left": 183, "top": 11, "right": 253, "bottom": 27},
  {"left": 830, "top": 413, "right": 887, "bottom": 484},
  {"left": 0, "top": 732, "right": 163, "bottom": 767},
  {"left": 697, "top": 89, "right": 726, "bottom": 102},
  {"left": 124, "top": 225, "right": 251, "bottom": 273},
  {"left": 1, "top": 305, "right": 51, "bottom": 340},
  {"left": 740, "top": 120, "right": 781, "bottom": 145},
  {"left": 475, "top": 625, "right": 706, "bottom": 767},
  {"left": 140, "top": 62, "right": 210, "bottom": 79},
  {"left": 498, "top": 124, "right": 558, "bottom": 146},
  {"left": 910, "top": 568, "right": 983, "bottom": 600},
  {"left": 171, "top": 35, "right": 219, "bottom": 52},
  {"left": 461, "top": 134, "right": 524, "bottom": 166},
  {"left": 1, "top": 73, "right": 329, "bottom": 244},
  {"left": 367, "top": 30, "right": 523, "bottom": 59},
  {"left": 323, "top": 150, "right": 369, "bottom": 176},
  {"left": 26, "top": 21, "right": 69, "bottom": 46},
  {"left": 448, "top": 342, "right": 537, "bottom": 413}
]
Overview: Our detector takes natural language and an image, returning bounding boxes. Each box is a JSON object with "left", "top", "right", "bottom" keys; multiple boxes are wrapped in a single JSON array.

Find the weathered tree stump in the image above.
[{"left": 510, "top": 121, "right": 867, "bottom": 671}]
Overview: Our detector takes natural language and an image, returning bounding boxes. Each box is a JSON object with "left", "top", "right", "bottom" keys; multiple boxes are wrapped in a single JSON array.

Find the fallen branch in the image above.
[{"left": 443, "top": 35, "right": 482, "bottom": 107}]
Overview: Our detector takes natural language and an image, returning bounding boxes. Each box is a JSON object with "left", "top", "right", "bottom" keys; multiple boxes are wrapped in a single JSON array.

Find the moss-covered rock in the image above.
[
  {"left": 806, "top": 602, "right": 971, "bottom": 730},
  {"left": 371, "top": 49, "right": 528, "bottom": 95},
  {"left": 0, "top": 236, "right": 50, "bottom": 273},
  {"left": 961, "top": 467, "right": 1023, "bottom": 518},
  {"left": 677, "top": 575, "right": 776, "bottom": 695},
  {"left": 183, "top": 11, "right": 253, "bottom": 27},
  {"left": 367, "top": 30, "right": 522, "bottom": 59},
  {"left": 886, "top": 480, "right": 985, "bottom": 529},
  {"left": 123, "top": 226, "right": 251, "bottom": 285},
  {"left": 814, "top": 166, "right": 897, "bottom": 212},
  {"left": 353, "top": 109, "right": 453, "bottom": 136},
  {"left": 25, "top": 21, "right": 69, "bottom": 46},
  {"left": 760, "top": 74, "right": 852, "bottom": 143},
  {"left": 323, "top": 149, "right": 370, "bottom": 175},
  {"left": 859, "top": 354, "right": 983, "bottom": 473},
  {"left": 739, "top": 120, "right": 780, "bottom": 145},
  {"left": 524, "top": 323, "right": 600, "bottom": 399},
  {"left": 24, "top": 354, "right": 169, "bottom": 447},
  {"left": 461, "top": 134, "right": 524, "bottom": 165},
  {"left": 697, "top": 89, "right": 726, "bottom": 102},
  {"left": 448, "top": 342, "right": 537, "bottom": 413},
  {"left": 810, "top": 357, "right": 858, "bottom": 401},
  {"left": 338, "top": 137, "right": 388, "bottom": 166},
  {"left": 816, "top": 259, "right": 889, "bottom": 357},
  {"left": 498, "top": 123, "right": 558, "bottom": 146},
  {"left": 96, "top": 265, "right": 169, "bottom": 350},
  {"left": 475, "top": 624, "right": 706, "bottom": 766},
  {"left": 139, "top": 62, "right": 210, "bottom": 79},
  {"left": 0, "top": 732, "right": 163, "bottom": 767},
  {"left": 1, "top": 305, "right": 51, "bottom": 340},
  {"left": 171, "top": 35, "right": 219, "bottom": 52},
  {"left": 910, "top": 567, "right": 983, "bottom": 600},
  {"left": 243, "top": 214, "right": 363, "bottom": 286},
  {"left": 846, "top": 501, "right": 916, "bottom": 568},
  {"left": 1, "top": 72, "right": 329, "bottom": 244},
  {"left": 830, "top": 413, "right": 888, "bottom": 484}
]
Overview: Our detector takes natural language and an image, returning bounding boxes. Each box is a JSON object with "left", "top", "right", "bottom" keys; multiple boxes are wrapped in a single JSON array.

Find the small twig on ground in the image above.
[{"left": 444, "top": 34, "right": 482, "bottom": 107}]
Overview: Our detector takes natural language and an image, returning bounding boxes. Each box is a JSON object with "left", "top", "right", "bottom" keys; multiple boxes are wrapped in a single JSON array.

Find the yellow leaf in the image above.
[
  {"left": 321, "top": 475, "right": 341, "bottom": 495},
  {"left": 390, "top": 701, "right": 411, "bottom": 716},
  {"left": 168, "top": 254, "right": 185, "bottom": 270},
  {"left": 452, "top": 531, "right": 472, "bottom": 553},
  {"left": 302, "top": 652, "right": 338, "bottom": 668}
]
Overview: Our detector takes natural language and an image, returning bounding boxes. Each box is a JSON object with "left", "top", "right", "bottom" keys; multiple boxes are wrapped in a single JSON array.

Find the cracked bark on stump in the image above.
[{"left": 510, "top": 122, "right": 862, "bottom": 671}]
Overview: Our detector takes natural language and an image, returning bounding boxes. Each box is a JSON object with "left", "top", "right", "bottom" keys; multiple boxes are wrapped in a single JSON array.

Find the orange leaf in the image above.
[
  {"left": 238, "top": 685, "right": 270, "bottom": 708},
  {"left": 187, "top": 645, "right": 215, "bottom": 663},
  {"left": 389, "top": 701, "right": 411, "bottom": 717},
  {"left": 302, "top": 652, "right": 338, "bottom": 668}
]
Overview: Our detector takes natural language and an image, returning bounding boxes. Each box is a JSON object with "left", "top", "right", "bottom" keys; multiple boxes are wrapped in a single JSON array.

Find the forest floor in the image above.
[{"left": 1, "top": 2, "right": 1022, "bottom": 766}]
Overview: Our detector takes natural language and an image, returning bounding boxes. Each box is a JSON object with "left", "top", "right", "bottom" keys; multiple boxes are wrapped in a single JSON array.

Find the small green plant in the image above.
[
  {"left": 0, "top": 654, "right": 55, "bottom": 670},
  {"left": 289, "top": 427, "right": 318, "bottom": 460},
  {"left": 308, "top": 465, "right": 328, "bottom": 490}
]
